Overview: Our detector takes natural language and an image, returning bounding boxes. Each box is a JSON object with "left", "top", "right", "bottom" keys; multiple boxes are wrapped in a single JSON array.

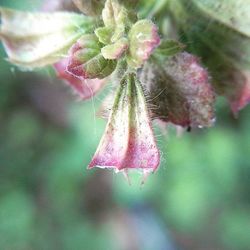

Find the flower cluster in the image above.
[{"left": 0, "top": 0, "right": 216, "bottom": 179}]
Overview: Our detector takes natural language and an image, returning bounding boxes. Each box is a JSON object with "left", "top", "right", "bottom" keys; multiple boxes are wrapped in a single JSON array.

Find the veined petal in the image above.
[
  {"left": 0, "top": 8, "right": 93, "bottom": 68},
  {"left": 89, "top": 73, "right": 160, "bottom": 172},
  {"left": 121, "top": 74, "right": 160, "bottom": 171},
  {"left": 54, "top": 58, "right": 105, "bottom": 100}
]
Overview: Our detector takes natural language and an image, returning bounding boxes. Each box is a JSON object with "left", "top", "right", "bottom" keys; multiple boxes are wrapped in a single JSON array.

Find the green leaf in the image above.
[
  {"left": 0, "top": 8, "right": 93, "bottom": 68},
  {"left": 192, "top": 0, "right": 250, "bottom": 37},
  {"left": 155, "top": 39, "right": 185, "bottom": 57}
]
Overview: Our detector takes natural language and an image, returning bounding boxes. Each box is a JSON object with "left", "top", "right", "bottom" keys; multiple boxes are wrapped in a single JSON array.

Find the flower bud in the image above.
[
  {"left": 127, "top": 20, "right": 160, "bottom": 68},
  {"left": 66, "top": 34, "right": 117, "bottom": 79}
]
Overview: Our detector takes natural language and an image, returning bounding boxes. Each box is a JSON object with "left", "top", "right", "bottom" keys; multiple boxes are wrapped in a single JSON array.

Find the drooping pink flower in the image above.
[{"left": 88, "top": 73, "right": 160, "bottom": 174}]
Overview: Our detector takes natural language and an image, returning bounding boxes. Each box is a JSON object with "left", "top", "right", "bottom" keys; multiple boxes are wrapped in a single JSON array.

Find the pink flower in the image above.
[{"left": 88, "top": 73, "right": 160, "bottom": 175}]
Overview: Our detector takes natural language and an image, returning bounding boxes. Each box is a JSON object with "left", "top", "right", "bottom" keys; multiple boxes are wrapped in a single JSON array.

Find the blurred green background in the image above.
[{"left": 0, "top": 1, "right": 250, "bottom": 250}]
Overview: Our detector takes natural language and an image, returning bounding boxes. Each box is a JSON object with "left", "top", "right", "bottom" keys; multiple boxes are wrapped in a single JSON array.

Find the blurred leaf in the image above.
[
  {"left": 169, "top": 0, "right": 250, "bottom": 113},
  {"left": 0, "top": 190, "right": 35, "bottom": 248},
  {"left": 0, "top": 8, "right": 93, "bottom": 68},
  {"left": 140, "top": 52, "right": 215, "bottom": 127}
]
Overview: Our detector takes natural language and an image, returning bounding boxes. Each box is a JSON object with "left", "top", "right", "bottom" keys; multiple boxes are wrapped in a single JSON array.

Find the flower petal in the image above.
[
  {"left": 0, "top": 8, "right": 93, "bottom": 68},
  {"left": 54, "top": 58, "right": 105, "bottom": 100},
  {"left": 121, "top": 74, "right": 160, "bottom": 172},
  {"left": 140, "top": 52, "right": 215, "bottom": 128},
  {"left": 89, "top": 73, "right": 160, "bottom": 172}
]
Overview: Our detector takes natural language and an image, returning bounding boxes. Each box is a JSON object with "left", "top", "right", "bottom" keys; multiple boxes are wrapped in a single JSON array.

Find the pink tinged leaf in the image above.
[
  {"left": 140, "top": 52, "right": 215, "bottom": 128},
  {"left": 66, "top": 34, "right": 117, "bottom": 79},
  {"left": 0, "top": 8, "right": 93, "bottom": 68},
  {"left": 88, "top": 73, "right": 160, "bottom": 173},
  {"left": 54, "top": 58, "right": 105, "bottom": 100},
  {"left": 127, "top": 20, "right": 161, "bottom": 68},
  {"left": 121, "top": 76, "right": 160, "bottom": 172}
]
